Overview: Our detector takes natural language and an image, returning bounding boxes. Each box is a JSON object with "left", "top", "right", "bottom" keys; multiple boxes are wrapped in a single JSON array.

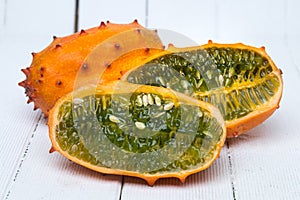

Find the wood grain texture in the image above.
[
  {"left": 147, "top": 0, "right": 217, "bottom": 44},
  {"left": 121, "top": 149, "right": 234, "bottom": 200},
  {"left": 0, "top": 0, "right": 74, "bottom": 199},
  {"left": 286, "top": 0, "right": 300, "bottom": 72},
  {"left": 1, "top": 0, "right": 300, "bottom": 199},
  {"left": 0, "top": 0, "right": 6, "bottom": 34},
  {"left": 216, "top": 0, "right": 286, "bottom": 43},
  {"left": 5, "top": 120, "right": 122, "bottom": 200},
  {"left": 79, "top": 0, "right": 146, "bottom": 29},
  {"left": 2, "top": 0, "right": 74, "bottom": 36}
]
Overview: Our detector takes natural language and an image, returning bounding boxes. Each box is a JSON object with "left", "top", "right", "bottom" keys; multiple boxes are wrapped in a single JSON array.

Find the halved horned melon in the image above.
[
  {"left": 48, "top": 81, "right": 226, "bottom": 185},
  {"left": 122, "top": 41, "right": 283, "bottom": 137}
]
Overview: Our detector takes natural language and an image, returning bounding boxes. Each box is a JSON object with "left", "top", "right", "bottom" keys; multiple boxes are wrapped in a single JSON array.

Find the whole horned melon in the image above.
[{"left": 18, "top": 20, "right": 163, "bottom": 117}]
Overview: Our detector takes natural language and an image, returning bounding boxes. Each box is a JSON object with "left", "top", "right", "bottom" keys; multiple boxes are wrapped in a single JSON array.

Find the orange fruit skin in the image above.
[{"left": 18, "top": 20, "right": 163, "bottom": 117}]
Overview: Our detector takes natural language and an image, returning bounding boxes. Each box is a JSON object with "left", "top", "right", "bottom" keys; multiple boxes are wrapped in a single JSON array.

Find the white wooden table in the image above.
[{"left": 1, "top": 0, "right": 300, "bottom": 199}]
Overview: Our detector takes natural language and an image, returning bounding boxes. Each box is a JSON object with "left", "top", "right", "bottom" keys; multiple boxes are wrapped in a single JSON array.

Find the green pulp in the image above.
[
  {"left": 126, "top": 47, "right": 280, "bottom": 121},
  {"left": 56, "top": 92, "right": 223, "bottom": 173}
]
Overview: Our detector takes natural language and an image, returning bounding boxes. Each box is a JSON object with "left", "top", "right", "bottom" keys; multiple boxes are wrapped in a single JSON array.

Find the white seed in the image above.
[
  {"left": 154, "top": 112, "right": 165, "bottom": 118},
  {"left": 196, "top": 79, "right": 203, "bottom": 88},
  {"left": 164, "top": 102, "right": 174, "bottom": 111},
  {"left": 142, "top": 95, "right": 148, "bottom": 106},
  {"left": 158, "top": 77, "right": 165, "bottom": 85},
  {"left": 206, "top": 70, "right": 212, "bottom": 80},
  {"left": 203, "top": 130, "right": 213, "bottom": 138},
  {"left": 136, "top": 95, "right": 143, "bottom": 106},
  {"left": 135, "top": 121, "right": 146, "bottom": 130},
  {"left": 197, "top": 110, "right": 203, "bottom": 117},
  {"left": 196, "top": 70, "right": 201, "bottom": 80},
  {"left": 225, "top": 78, "right": 230, "bottom": 86},
  {"left": 73, "top": 98, "right": 83, "bottom": 105},
  {"left": 154, "top": 96, "right": 161, "bottom": 106},
  {"left": 229, "top": 67, "right": 235, "bottom": 77},
  {"left": 219, "top": 75, "right": 224, "bottom": 85},
  {"left": 102, "top": 96, "right": 106, "bottom": 110},
  {"left": 181, "top": 80, "right": 189, "bottom": 89},
  {"left": 109, "top": 115, "right": 120, "bottom": 123},
  {"left": 147, "top": 94, "right": 154, "bottom": 105},
  {"left": 71, "top": 144, "right": 78, "bottom": 153}
]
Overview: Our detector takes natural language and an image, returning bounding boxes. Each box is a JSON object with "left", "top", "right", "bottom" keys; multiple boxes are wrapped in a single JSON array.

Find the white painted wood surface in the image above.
[{"left": 1, "top": 0, "right": 300, "bottom": 199}]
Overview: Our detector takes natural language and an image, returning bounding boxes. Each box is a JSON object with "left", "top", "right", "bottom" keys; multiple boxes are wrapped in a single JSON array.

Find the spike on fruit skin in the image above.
[
  {"left": 21, "top": 68, "right": 30, "bottom": 76},
  {"left": 33, "top": 105, "right": 38, "bottom": 110},
  {"left": 18, "top": 20, "right": 163, "bottom": 117},
  {"left": 18, "top": 81, "right": 25, "bottom": 87},
  {"left": 167, "top": 43, "right": 175, "bottom": 49},
  {"left": 26, "top": 98, "right": 33, "bottom": 104},
  {"left": 55, "top": 44, "right": 62, "bottom": 49},
  {"left": 279, "top": 68, "right": 283, "bottom": 75},
  {"left": 99, "top": 21, "right": 106, "bottom": 28},
  {"left": 49, "top": 146, "right": 55, "bottom": 153},
  {"left": 114, "top": 43, "right": 121, "bottom": 49},
  {"left": 179, "top": 176, "right": 186, "bottom": 184},
  {"left": 56, "top": 80, "right": 62, "bottom": 87},
  {"left": 208, "top": 39, "right": 213, "bottom": 44},
  {"left": 80, "top": 29, "right": 86, "bottom": 35}
]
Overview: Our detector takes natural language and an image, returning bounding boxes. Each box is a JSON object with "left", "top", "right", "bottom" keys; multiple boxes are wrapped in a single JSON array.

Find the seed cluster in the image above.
[
  {"left": 56, "top": 92, "right": 223, "bottom": 173},
  {"left": 126, "top": 47, "right": 279, "bottom": 121}
]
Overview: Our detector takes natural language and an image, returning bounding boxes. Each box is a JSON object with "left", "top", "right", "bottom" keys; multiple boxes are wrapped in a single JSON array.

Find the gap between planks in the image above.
[
  {"left": 72, "top": 1, "right": 130, "bottom": 198},
  {"left": 3, "top": 113, "right": 43, "bottom": 200},
  {"left": 226, "top": 141, "right": 237, "bottom": 200}
]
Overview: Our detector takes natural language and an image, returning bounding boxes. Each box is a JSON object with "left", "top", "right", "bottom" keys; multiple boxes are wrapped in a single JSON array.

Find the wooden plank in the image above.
[
  {"left": 0, "top": 33, "right": 52, "bottom": 200},
  {"left": 79, "top": 0, "right": 146, "bottom": 29},
  {"left": 286, "top": 0, "right": 300, "bottom": 72},
  {"left": 147, "top": 0, "right": 217, "bottom": 44},
  {"left": 0, "top": 0, "right": 75, "bottom": 199},
  {"left": 2, "top": 0, "right": 74, "bottom": 36},
  {"left": 0, "top": 0, "right": 5, "bottom": 33},
  {"left": 5, "top": 120, "right": 122, "bottom": 200},
  {"left": 121, "top": 150, "right": 234, "bottom": 200},
  {"left": 215, "top": 0, "right": 285, "bottom": 44},
  {"left": 286, "top": 0, "right": 300, "bottom": 36},
  {"left": 226, "top": 41, "right": 300, "bottom": 199}
]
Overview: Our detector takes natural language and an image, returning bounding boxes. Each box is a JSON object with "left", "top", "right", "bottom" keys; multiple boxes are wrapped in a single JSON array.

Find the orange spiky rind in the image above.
[{"left": 19, "top": 20, "right": 163, "bottom": 117}]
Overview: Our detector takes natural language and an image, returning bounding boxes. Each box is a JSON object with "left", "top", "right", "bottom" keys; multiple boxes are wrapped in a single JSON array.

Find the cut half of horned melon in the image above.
[
  {"left": 122, "top": 41, "right": 283, "bottom": 137},
  {"left": 48, "top": 81, "right": 226, "bottom": 185}
]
